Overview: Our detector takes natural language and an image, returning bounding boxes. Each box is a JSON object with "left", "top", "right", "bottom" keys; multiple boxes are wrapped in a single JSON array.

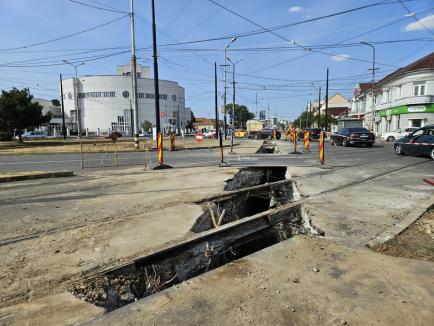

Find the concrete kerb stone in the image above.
[
  {"left": 0, "top": 171, "right": 74, "bottom": 183},
  {"left": 367, "top": 193, "right": 434, "bottom": 248}
]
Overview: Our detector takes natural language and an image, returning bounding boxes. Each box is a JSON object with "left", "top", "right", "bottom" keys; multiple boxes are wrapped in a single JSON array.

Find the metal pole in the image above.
[
  {"left": 372, "top": 45, "right": 376, "bottom": 132},
  {"left": 325, "top": 68, "right": 329, "bottom": 132},
  {"left": 317, "top": 87, "right": 321, "bottom": 128},
  {"left": 224, "top": 47, "right": 227, "bottom": 139},
  {"left": 361, "top": 41, "right": 376, "bottom": 132},
  {"left": 59, "top": 74, "right": 67, "bottom": 140},
  {"left": 151, "top": 0, "right": 163, "bottom": 164},
  {"left": 74, "top": 66, "right": 81, "bottom": 136},
  {"left": 130, "top": 0, "right": 139, "bottom": 148},
  {"left": 232, "top": 64, "right": 236, "bottom": 128},
  {"left": 215, "top": 62, "right": 219, "bottom": 132},
  {"left": 309, "top": 100, "right": 312, "bottom": 128},
  {"left": 306, "top": 101, "right": 309, "bottom": 129},
  {"left": 62, "top": 60, "right": 83, "bottom": 136}
]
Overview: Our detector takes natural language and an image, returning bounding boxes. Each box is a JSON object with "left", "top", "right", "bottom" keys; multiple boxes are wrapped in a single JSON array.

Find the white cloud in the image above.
[
  {"left": 403, "top": 14, "right": 434, "bottom": 32},
  {"left": 331, "top": 54, "right": 350, "bottom": 62},
  {"left": 288, "top": 6, "right": 303, "bottom": 13}
]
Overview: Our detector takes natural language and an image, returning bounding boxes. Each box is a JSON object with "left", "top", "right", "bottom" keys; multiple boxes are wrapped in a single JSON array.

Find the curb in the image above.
[
  {"left": 367, "top": 193, "right": 434, "bottom": 248},
  {"left": 0, "top": 171, "right": 74, "bottom": 183}
]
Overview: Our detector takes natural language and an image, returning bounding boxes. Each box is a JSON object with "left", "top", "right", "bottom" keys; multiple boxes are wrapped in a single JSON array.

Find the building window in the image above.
[
  {"left": 122, "top": 91, "right": 129, "bottom": 98},
  {"left": 172, "top": 95, "right": 177, "bottom": 101},
  {"left": 413, "top": 83, "right": 426, "bottom": 96}
]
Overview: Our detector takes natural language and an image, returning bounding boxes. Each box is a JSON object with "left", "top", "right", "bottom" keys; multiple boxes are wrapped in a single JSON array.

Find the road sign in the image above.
[{"left": 196, "top": 132, "right": 204, "bottom": 143}]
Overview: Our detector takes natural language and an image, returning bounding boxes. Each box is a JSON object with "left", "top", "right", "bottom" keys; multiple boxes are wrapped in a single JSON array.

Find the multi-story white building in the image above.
[
  {"left": 61, "top": 61, "right": 190, "bottom": 135},
  {"left": 350, "top": 52, "right": 434, "bottom": 134}
]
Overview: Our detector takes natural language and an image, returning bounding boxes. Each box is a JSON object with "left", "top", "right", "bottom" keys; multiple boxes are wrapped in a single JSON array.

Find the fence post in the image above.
[
  {"left": 114, "top": 143, "right": 118, "bottom": 167},
  {"left": 80, "top": 139, "right": 84, "bottom": 175},
  {"left": 144, "top": 140, "right": 148, "bottom": 170},
  {"left": 170, "top": 132, "right": 175, "bottom": 151}
]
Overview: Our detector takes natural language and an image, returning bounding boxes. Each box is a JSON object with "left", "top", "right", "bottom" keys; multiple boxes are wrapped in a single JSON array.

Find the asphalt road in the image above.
[{"left": 0, "top": 140, "right": 431, "bottom": 174}]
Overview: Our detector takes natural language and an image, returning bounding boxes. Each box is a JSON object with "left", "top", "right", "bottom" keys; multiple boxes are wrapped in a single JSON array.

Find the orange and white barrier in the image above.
[
  {"left": 319, "top": 131, "right": 325, "bottom": 165},
  {"left": 303, "top": 130, "right": 310, "bottom": 152},
  {"left": 157, "top": 131, "right": 163, "bottom": 164}
]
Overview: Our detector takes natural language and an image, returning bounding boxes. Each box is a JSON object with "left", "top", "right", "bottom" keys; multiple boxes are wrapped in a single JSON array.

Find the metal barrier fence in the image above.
[{"left": 79, "top": 136, "right": 224, "bottom": 172}]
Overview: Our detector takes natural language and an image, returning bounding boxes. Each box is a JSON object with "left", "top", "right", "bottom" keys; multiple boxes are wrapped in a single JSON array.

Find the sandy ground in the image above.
[
  {"left": 0, "top": 140, "right": 433, "bottom": 325},
  {"left": 373, "top": 209, "right": 434, "bottom": 261}
]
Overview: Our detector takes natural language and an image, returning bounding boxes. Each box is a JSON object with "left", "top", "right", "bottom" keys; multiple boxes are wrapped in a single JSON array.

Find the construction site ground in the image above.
[{"left": 0, "top": 140, "right": 433, "bottom": 325}]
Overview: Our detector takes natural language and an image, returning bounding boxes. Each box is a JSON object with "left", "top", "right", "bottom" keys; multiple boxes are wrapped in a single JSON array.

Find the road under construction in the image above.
[{"left": 0, "top": 139, "right": 433, "bottom": 325}]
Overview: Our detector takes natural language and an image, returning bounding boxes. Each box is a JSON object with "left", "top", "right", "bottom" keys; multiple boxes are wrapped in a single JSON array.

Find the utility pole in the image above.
[
  {"left": 306, "top": 101, "right": 309, "bottom": 128},
  {"left": 361, "top": 41, "right": 376, "bottom": 132},
  {"left": 214, "top": 62, "right": 219, "bottom": 132},
  {"left": 59, "top": 74, "right": 67, "bottom": 140},
  {"left": 325, "top": 68, "right": 329, "bottom": 132},
  {"left": 267, "top": 103, "right": 270, "bottom": 121},
  {"left": 309, "top": 100, "right": 312, "bottom": 128},
  {"left": 223, "top": 37, "right": 237, "bottom": 139},
  {"left": 130, "top": 0, "right": 139, "bottom": 148},
  {"left": 255, "top": 92, "right": 258, "bottom": 118},
  {"left": 62, "top": 60, "right": 84, "bottom": 136},
  {"left": 317, "top": 87, "right": 321, "bottom": 128},
  {"left": 227, "top": 57, "right": 242, "bottom": 128}
]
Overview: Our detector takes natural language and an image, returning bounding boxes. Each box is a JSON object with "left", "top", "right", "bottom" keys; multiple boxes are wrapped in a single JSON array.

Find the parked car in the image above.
[
  {"left": 394, "top": 124, "right": 434, "bottom": 160},
  {"left": 381, "top": 128, "right": 415, "bottom": 142},
  {"left": 139, "top": 131, "right": 152, "bottom": 138},
  {"left": 234, "top": 129, "right": 247, "bottom": 138},
  {"left": 331, "top": 127, "right": 375, "bottom": 147},
  {"left": 297, "top": 128, "right": 322, "bottom": 140},
  {"left": 405, "top": 127, "right": 419, "bottom": 133},
  {"left": 104, "top": 131, "right": 122, "bottom": 140},
  {"left": 259, "top": 129, "right": 281, "bottom": 140},
  {"left": 203, "top": 130, "right": 216, "bottom": 138},
  {"left": 15, "top": 131, "right": 47, "bottom": 140}
]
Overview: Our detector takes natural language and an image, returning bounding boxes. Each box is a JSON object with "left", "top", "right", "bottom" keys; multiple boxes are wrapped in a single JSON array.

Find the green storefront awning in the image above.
[{"left": 378, "top": 103, "right": 434, "bottom": 117}]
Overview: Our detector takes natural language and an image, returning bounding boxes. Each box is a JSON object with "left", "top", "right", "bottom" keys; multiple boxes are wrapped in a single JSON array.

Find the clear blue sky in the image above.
[{"left": 0, "top": 0, "right": 433, "bottom": 121}]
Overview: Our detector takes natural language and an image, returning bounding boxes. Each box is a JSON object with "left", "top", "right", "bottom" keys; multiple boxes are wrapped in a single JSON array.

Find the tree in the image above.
[
  {"left": 0, "top": 88, "right": 52, "bottom": 140},
  {"left": 140, "top": 120, "right": 153, "bottom": 131},
  {"left": 292, "top": 110, "right": 337, "bottom": 129},
  {"left": 186, "top": 111, "right": 196, "bottom": 130},
  {"left": 226, "top": 104, "right": 254, "bottom": 129},
  {"left": 51, "top": 99, "right": 61, "bottom": 106}
]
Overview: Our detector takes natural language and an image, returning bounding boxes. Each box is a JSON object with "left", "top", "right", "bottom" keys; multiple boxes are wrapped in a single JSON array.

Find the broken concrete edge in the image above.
[
  {"left": 92, "top": 200, "right": 304, "bottom": 279},
  {"left": 194, "top": 179, "right": 293, "bottom": 204},
  {"left": 367, "top": 193, "right": 434, "bottom": 248},
  {"left": 0, "top": 171, "right": 74, "bottom": 183}
]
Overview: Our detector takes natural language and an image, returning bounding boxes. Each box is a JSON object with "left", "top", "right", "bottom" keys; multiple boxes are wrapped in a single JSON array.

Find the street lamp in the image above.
[
  {"left": 226, "top": 57, "right": 242, "bottom": 128},
  {"left": 63, "top": 60, "right": 85, "bottom": 136},
  {"left": 223, "top": 37, "right": 238, "bottom": 139},
  {"left": 360, "top": 41, "right": 376, "bottom": 132}
]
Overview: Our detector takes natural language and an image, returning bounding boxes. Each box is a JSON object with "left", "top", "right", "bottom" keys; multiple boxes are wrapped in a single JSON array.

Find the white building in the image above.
[
  {"left": 31, "top": 98, "right": 74, "bottom": 135},
  {"left": 350, "top": 52, "right": 434, "bottom": 134},
  {"left": 61, "top": 61, "right": 190, "bottom": 135}
]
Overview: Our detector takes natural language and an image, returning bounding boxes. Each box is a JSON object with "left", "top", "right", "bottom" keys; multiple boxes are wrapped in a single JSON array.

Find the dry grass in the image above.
[{"left": 0, "top": 138, "right": 234, "bottom": 155}]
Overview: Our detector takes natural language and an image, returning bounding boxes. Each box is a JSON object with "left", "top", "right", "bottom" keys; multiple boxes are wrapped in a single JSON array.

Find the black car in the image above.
[
  {"left": 259, "top": 129, "right": 281, "bottom": 140},
  {"left": 297, "top": 128, "right": 322, "bottom": 140},
  {"left": 394, "top": 125, "right": 434, "bottom": 160},
  {"left": 331, "top": 127, "right": 375, "bottom": 147}
]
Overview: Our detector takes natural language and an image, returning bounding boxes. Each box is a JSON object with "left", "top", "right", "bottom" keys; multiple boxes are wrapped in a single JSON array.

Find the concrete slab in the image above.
[{"left": 85, "top": 236, "right": 434, "bottom": 326}]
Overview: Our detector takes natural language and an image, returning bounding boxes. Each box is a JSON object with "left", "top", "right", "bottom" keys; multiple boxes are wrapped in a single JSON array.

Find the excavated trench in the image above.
[
  {"left": 69, "top": 167, "right": 322, "bottom": 312},
  {"left": 192, "top": 167, "right": 295, "bottom": 233},
  {"left": 256, "top": 140, "right": 277, "bottom": 154}
]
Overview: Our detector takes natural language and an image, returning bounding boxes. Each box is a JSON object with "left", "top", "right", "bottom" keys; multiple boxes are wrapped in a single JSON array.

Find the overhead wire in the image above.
[
  {"left": 67, "top": 0, "right": 129, "bottom": 14},
  {"left": 0, "top": 14, "right": 129, "bottom": 52}
]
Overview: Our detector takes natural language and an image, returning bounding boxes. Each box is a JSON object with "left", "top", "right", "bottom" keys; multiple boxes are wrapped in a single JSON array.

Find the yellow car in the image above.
[{"left": 234, "top": 129, "right": 247, "bottom": 138}]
